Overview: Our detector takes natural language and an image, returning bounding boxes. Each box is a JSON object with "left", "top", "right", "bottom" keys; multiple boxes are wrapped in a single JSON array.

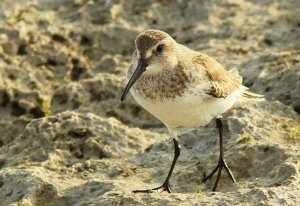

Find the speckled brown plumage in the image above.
[{"left": 131, "top": 61, "right": 190, "bottom": 101}]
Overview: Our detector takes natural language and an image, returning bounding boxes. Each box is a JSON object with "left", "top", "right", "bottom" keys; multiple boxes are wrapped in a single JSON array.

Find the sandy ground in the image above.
[{"left": 0, "top": 0, "right": 299, "bottom": 205}]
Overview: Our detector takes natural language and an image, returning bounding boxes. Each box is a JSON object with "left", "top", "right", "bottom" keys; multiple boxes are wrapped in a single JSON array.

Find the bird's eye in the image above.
[{"left": 156, "top": 44, "right": 164, "bottom": 53}]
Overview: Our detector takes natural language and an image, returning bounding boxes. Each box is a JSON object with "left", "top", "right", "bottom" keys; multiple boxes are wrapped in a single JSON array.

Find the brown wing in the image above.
[{"left": 193, "top": 54, "right": 242, "bottom": 98}]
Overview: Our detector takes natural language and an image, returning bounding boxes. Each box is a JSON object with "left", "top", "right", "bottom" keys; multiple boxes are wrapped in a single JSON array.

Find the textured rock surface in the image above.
[{"left": 0, "top": 0, "right": 299, "bottom": 205}]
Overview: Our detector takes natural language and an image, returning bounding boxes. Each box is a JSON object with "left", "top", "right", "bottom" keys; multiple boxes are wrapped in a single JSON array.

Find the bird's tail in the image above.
[
  {"left": 242, "top": 90, "right": 265, "bottom": 101},
  {"left": 233, "top": 87, "right": 264, "bottom": 108}
]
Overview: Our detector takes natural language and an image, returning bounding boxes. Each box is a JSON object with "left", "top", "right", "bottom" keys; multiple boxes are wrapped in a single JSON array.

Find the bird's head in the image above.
[
  {"left": 135, "top": 29, "right": 178, "bottom": 74},
  {"left": 121, "top": 30, "right": 177, "bottom": 101}
]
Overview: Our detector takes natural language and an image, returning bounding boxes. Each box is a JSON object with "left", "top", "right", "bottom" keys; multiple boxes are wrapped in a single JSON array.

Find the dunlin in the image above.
[{"left": 121, "top": 29, "right": 264, "bottom": 193}]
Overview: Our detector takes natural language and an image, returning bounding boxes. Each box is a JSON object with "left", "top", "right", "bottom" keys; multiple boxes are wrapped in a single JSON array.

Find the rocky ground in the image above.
[{"left": 0, "top": 0, "right": 299, "bottom": 205}]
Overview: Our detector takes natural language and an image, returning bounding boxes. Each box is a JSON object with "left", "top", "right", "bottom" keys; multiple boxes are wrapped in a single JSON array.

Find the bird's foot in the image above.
[
  {"left": 202, "top": 158, "right": 236, "bottom": 191},
  {"left": 133, "top": 181, "right": 172, "bottom": 193}
]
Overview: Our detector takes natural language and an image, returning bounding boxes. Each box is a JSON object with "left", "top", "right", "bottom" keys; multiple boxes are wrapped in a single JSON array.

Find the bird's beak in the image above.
[{"left": 120, "top": 59, "right": 148, "bottom": 101}]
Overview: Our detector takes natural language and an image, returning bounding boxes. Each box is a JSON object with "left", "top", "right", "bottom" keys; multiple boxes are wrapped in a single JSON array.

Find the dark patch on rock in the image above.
[
  {"left": 80, "top": 35, "right": 93, "bottom": 46},
  {"left": 52, "top": 34, "right": 67, "bottom": 43},
  {"left": 263, "top": 146, "right": 270, "bottom": 152},
  {"left": 68, "top": 128, "right": 93, "bottom": 138},
  {"left": 264, "top": 38, "right": 273, "bottom": 46},
  {"left": 72, "top": 101, "right": 80, "bottom": 109},
  {"left": 71, "top": 58, "right": 79, "bottom": 64},
  {"left": 46, "top": 59, "right": 58, "bottom": 66},
  {"left": 293, "top": 104, "right": 300, "bottom": 114},
  {"left": 1, "top": 91, "right": 10, "bottom": 107},
  {"left": 69, "top": 144, "right": 84, "bottom": 159},
  {"left": 70, "top": 65, "right": 86, "bottom": 81},
  {"left": 131, "top": 106, "right": 141, "bottom": 116},
  {"left": 53, "top": 93, "right": 68, "bottom": 105},
  {"left": 11, "top": 101, "right": 26, "bottom": 116},
  {"left": 0, "top": 159, "right": 4, "bottom": 169},
  {"left": 90, "top": 90, "right": 115, "bottom": 101},
  {"left": 17, "top": 44, "right": 28, "bottom": 55},
  {"left": 30, "top": 107, "right": 45, "bottom": 118},
  {"left": 8, "top": 73, "right": 16, "bottom": 80}
]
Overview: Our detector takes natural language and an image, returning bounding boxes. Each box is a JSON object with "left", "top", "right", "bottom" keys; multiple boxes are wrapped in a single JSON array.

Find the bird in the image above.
[{"left": 120, "top": 29, "right": 264, "bottom": 193}]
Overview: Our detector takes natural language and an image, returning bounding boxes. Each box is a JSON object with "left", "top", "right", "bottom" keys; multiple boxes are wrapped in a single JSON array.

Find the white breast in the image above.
[{"left": 131, "top": 84, "right": 243, "bottom": 130}]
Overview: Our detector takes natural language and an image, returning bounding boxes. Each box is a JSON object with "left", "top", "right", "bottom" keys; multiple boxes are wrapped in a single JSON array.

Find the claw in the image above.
[
  {"left": 202, "top": 158, "right": 236, "bottom": 191},
  {"left": 133, "top": 181, "right": 172, "bottom": 193}
]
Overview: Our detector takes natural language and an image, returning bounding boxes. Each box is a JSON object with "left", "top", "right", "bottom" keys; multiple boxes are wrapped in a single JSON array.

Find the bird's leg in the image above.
[
  {"left": 202, "top": 117, "right": 236, "bottom": 191},
  {"left": 133, "top": 138, "right": 181, "bottom": 193}
]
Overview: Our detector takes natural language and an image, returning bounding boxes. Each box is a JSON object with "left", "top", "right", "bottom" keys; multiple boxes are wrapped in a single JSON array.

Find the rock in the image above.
[
  {"left": 0, "top": 0, "right": 300, "bottom": 205},
  {"left": 0, "top": 88, "right": 47, "bottom": 119},
  {"left": 241, "top": 51, "right": 300, "bottom": 111},
  {"left": 0, "top": 111, "right": 166, "bottom": 170},
  {"left": 50, "top": 74, "right": 161, "bottom": 127},
  {"left": 95, "top": 55, "right": 117, "bottom": 73},
  {"left": 98, "top": 25, "right": 138, "bottom": 55},
  {"left": 1, "top": 42, "right": 19, "bottom": 55}
]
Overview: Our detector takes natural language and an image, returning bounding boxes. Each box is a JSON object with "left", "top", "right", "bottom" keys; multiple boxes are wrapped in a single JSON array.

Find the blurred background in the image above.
[{"left": 0, "top": 0, "right": 299, "bottom": 205}]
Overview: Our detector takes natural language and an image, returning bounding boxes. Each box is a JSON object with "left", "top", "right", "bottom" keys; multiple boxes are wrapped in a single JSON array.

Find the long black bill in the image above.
[{"left": 120, "top": 60, "right": 148, "bottom": 101}]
